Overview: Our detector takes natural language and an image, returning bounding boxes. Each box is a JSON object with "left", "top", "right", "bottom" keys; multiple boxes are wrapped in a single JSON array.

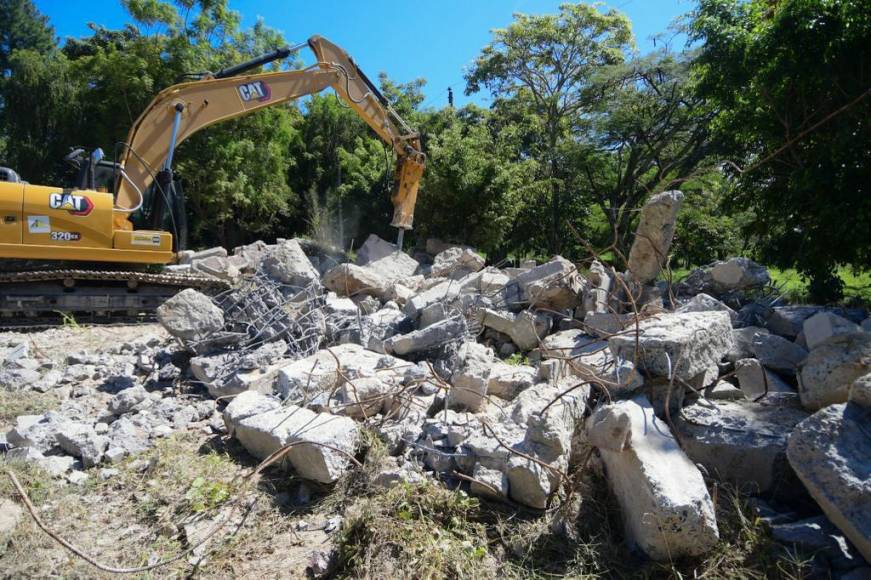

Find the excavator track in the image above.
[{"left": 0, "top": 269, "right": 228, "bottom": 328}]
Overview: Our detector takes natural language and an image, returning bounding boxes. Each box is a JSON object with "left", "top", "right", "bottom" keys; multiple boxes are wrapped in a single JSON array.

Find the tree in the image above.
[
  {"left": 567, "top": 50, "right": 714, "bottom": 254},
  {"left": 0, "top": 0, "right": 54, "bottom": 73},
  {"left": 466, "top": 3, "right": 633, "bottom": 253},
  {"left": 690, "top": 0, "right": 871, "bottom": 301},
  {"left": 414, "top": 106, "right": 539, "bottom": 256}
]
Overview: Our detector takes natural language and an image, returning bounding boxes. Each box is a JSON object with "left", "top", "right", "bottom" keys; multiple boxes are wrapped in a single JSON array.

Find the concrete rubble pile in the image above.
[{"left": 2, "top": 196, "right": 870, "bottom": 570}]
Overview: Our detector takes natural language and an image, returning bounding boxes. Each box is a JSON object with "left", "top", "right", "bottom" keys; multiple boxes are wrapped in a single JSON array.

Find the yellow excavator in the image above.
[{"left": 0, "top": 35, "right": 425, "bottom": 322}]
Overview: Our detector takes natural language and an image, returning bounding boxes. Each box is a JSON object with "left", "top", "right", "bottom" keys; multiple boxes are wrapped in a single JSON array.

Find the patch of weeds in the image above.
[
  {"left": 335, "top": 480, "right": 498, "bottom": 579},
  {"left": 117, "top": 433, "right": 241, "bottom": 528},
  {"left": 185, "top": 476, "right": 233, "bottom": 513},
  {"left": 504, "top": 352, "right": 528, "bottom": 366},
  {"left": 54, "top": 311, "right": 80, "bottom": 330}
]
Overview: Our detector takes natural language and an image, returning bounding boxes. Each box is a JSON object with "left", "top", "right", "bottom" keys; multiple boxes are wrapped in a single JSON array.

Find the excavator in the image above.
[{"left": 0, "top": 35, "right": 425, "bottom": 322}]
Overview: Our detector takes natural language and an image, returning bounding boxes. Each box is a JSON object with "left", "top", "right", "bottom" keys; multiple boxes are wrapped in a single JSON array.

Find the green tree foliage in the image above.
[
  {"left": 690, "top": 0, "right": 871, "bottom": 300},
  {"left": 567, "top": 50, "right": 714, "bottom": 255},
  {"left": 466, "top": 3, "right": 633, "bottom": 254},
  {"left": 414, "top": 106, "right": 539, "bottom": 256},
  {"left": 0, "top": 0, "right": 54, "bottom": 73}
]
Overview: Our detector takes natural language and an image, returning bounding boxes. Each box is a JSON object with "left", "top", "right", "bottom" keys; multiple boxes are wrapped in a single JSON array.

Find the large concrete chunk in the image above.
[
  {"left": 608, "top": 311, "right": 733, "bottom": 381},
  {"left": 56, "top": 422, "right": 108, "bottom": 468},
  {"left": 734, "top": 358, "right": 795, "bottom": 400},
  {"left": 448, "top": 342, "right": 494, "bottom": 412},
  {"left": 486, "top": 362, "right": 536, "bottom": 400},
  {"left": 798, "top": 332, "right": 871, "bottom": 411},
  {"left": 512, "top": 256, "right": 583, "bottom": 310},
  {"left": 479, "top": 309, "right": 551, "bottom": 351},
  {"left": 222, "top": 391, "right": 281, "bottom": 436},
  {"left": 626, "top": 191, "right": 683, "bottom": 284},
  {"left": 262, "top": 239, "right": 320, "bottom": 287},
  {"left": 156, "top": 288, "right": 224, "bottom": 343},
  {"left": 232, "top": 405, "right": 360, "bottom": 483},
  {"left": 587, "top": 396, "right": 719, "bottom": 560},
  {"left": 708, "top": 257, "right": 770, "bottom": 294},
  {"left": 787, "top": 403, "right": 871, "bottom": 562},
  {"left": 677, "top": 293, "right": 737, "bottom": 323},
  {"left": 356, "top": 234, "right": 398, "bottom": 265},
  {"left": 383, "top": 316, "right": 466, "bottom": 356},
  {"left": 803, "top": 311, "right": 861, "bottom": 351},
  {"left": 752, "top": 333, "right": 808, "bottom": 375},
  {"left": 322, "top": 263, "right": 389, "bottom": 299},
  {"left": 676, "top": 400, "right": 808, "bottom": 494},
  {"left": 431, "top": 247, "right": 485, "bottom": 278},
  {"left": 275, "top": 344, "right": 404, "bottom": 401}
]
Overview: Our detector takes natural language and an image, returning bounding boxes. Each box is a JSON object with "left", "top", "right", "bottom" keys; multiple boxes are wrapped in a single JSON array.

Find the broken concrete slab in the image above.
[
  {"left": 383, "top": 316, "right": 466, "bottom": 357},
  {"left": 803, "top": 311, "right": 861, "bottom": 351},
  {"left": 222, "top": 391, "right": 281, "bottom": 436},
  {"left": 56, "top": 422, "right": 108, "bottom": 468},
  {"left": 677, "top": 292, "right": 738, "bottom": 324},
  {"left": 626, "top": 190, "right": 683, "bottom": 284},
  {"left": 608, "top": 311, "right": 733, "bottom": 381},
  {"left": 539, "top": 330, "right": 602, "bottom": 359},
  {"left": 787, "top": 403, "right": 871, "bottom": 562},
  {"left": 587, "top": 395, "right": 719, "bottom": 560},
  {"left": 431, "top": 247, "right": 485, "bottom": 278},
  {"left": 582, "top": 260, "right": 612, "bottom": 315},
  {"left": 766, "top": 306, "right": 823, "bottom": 339},
  {"left": 798, "top": 332, "right": 871, "bottom": 411},
  {"left": 322, "top": 263, "right": 389, "bottom": 299},
  {"left": 156, "top": 289, "right": 224, "bottom": 344},
  {"left": 849, "top": 373, "right": 871, "bottom": 408},
  {"left": 709, "top": 257, "right": 770, "bottom": 294},
  {"left": 726, "top": 326, "right": 770, "bottom": 363},
  {"left": 734, "top": 358, "right": 795, "bottom": 400},
  {"left": 470, "top": 464, "right": 509, "bottom": 500},
  {"left": 676, "top": 399, "right": 808, "bottom": 495},
  {"left": 275, "top": 344, "right": 405, "bottom": 402},
  {"left": 512, "top": 256, "right": 583, "bottom": 311},
  {"left": 486, "top": 362, "right": 536, "bottom": 400},
  {"left": 232, "top": 404, "right": 360, "bottom": 483},
  {"left": 447, "top": 342, "right": 494, "bottom": 412},
  {"left": 262, "top": 239, "right": 321, "bottom": 288},
  {"left": 356, "top": 234, "right": 398, "bottom": 265},
  {"left": 751, "top": 333, "right": 808, "bottom": 375},
  {"left": 478, "top": 309, "right": 551, "bottom": 351}
]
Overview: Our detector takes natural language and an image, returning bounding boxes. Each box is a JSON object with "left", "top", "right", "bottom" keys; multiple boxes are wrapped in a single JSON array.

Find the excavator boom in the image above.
[{"left": 118, "top": 35, "right": 425, "bottom": 231}]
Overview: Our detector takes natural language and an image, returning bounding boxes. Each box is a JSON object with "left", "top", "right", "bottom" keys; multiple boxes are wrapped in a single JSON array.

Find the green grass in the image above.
[
  {"left": 768, "top": 267, "right": 871, "bottom": 304},
  {"left": 664, "top": 265, "right": 871, "bottom": 305}
]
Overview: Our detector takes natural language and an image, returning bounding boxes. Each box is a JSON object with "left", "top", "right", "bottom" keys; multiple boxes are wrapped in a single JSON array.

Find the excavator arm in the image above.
[{"left": 117, "top": 35, "right": 425, "bottom": 232}]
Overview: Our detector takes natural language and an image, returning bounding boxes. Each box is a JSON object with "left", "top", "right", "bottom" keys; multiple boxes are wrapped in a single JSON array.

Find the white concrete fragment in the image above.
[
  {"left": 608, "top": 311, "right": 733, "bottom": 381},
  {"left": 232, "top": 405, "right": 360, "bottom": 483},
  {"left": 322, "top": 263, "right": 389, "bottom": 299},
  {"left": 261, "top": 239, "right": 320, "bottom": 287},
  {"left": 587, "top": 396, "right": 719, "bottom": 560},
  {"left": 156, "top": 289, "right": 224, "bottom": 343},
  {"left": 676, "top": 400, "right": 808, "bottom": 494},
  {"left": 787, "top": 403, "right": 871, "bottom": 562},
  {"left": 798, "top": 332, "right": 871, "bottom": 411},
  {"left": 448, "top": 342, "right": 494, "bottom": 412},
  {"left": 431, "top": 247, "right": 485, "bottom": 278},
  {"left": 626, "top": 191, "right": 683, "bottom": 284},
  {"left": 802, "top": 311, "right": 861, "bottom": 351}
]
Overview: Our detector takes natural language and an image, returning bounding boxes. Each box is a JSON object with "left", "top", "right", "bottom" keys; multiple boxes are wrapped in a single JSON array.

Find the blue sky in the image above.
[{"left": 35, "top": 0, "right": 693, "bottom": 108}]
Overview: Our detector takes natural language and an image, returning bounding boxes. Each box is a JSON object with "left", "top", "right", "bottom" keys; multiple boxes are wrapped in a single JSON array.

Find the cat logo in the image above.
[
  {"left": 238, "top": 80, "right": 271, "bottom": 103},
  {"left": 49, "top": 192, "right": 94, "bottom": 216}
]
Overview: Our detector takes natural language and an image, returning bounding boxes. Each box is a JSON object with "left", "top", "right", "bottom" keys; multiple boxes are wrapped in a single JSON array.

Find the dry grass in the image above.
[
  {"left": 0, "top": 425, "right": 821, "bottom": 579},
  {"left": 0, "top": 432, "right": 340, "bottom": 578},
  {"left": 0, "top": 390, "right": 60, "bottom": 431}
]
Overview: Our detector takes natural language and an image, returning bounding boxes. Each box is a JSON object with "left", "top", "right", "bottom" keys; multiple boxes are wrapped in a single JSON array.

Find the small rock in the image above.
[
  {"left": 0, "top": 498, "right": 23, "bottom": 534},
  {"left": 156, "top": 289, "right": 224, "bottom": 344}
]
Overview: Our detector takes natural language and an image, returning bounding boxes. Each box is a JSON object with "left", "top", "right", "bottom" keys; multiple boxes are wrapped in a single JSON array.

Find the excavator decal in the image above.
[
  {"left": 49, "top": 192, "right": 94, "bottom": 216},
  {"left": 237, "top": 80, "right": 271, "bottom": 102}
]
